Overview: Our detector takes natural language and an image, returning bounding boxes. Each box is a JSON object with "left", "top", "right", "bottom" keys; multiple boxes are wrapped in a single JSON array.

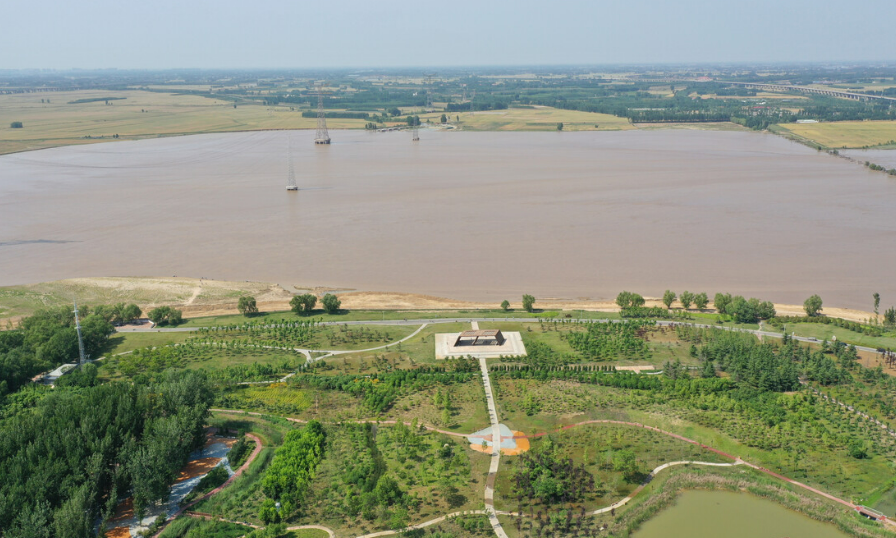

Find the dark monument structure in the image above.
[{"left": 454, "top": 329, "right": 506, "bottom": 346}]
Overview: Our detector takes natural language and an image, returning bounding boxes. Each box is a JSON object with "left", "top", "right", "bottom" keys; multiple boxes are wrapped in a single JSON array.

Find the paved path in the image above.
[
  {"left": 477, "top": 351, "right": 510, "bottom": 538},
  {"left": 286, "top": 524, "right": 336, "bottom": 538}
]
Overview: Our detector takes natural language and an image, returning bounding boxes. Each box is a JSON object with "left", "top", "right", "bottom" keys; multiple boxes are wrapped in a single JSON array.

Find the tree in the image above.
[
  {"left": 873, "top": 293, "right": 880, "bottom": 316},
  {"left": 615, "top": 291, "right": 645, "bottom": 309},
  {"left": 258, "top": 498, "right": 280, "bottom": 524},
  {"left": 679, "top": 291, "right": 694, "bottom": 310},
  {"left": 147, "top": 306, "right": 183, "bottom": 326},
  {"left": 556, "top": 122, "right": 564, "bottom": 131},
  {"left": 10, "top": 121, "right": 23, "bottom": 129},
  {"left": 804, "top": 295, "right": 823, "bottom": 317},
  {"left": 290, "top": 294, "right": 317, "bottom": 314},
  {"left": 389, "top": 107, "right": 401, "bottom": 116},
  {"left": 121, "top": 303, "right": 142, "bottom": 323},
  {"left": 694, "top": 292, "right": 709, "bottom": 310},
  {"left": 662, "top": 290, "right": 676, "bottom": 309},
  {"left": 501, "top": 300, "right": 510, "bottom": 312},
  {"left": 322, "top": 293, "right": 341, "bottom": 314},
  {"left": 522, "top": 294, "right": 536, "bottom": 313},
  {"left": 714, "top": 292, "right": 732, "bottom": 314},
  {"left": 848, "top": 440, "right": 868, "bottom": 459},
  {"left": 885, "top": 307, "right": 896, "bottom": 326},
  {"left": 612, "top": 449, "right": 639, "bottom": 481},
  {"left": 440, "top": 114, "right": 447, "bottom": 123},
  {"left": 238, "top": 296, "right": 258, "bottom": 316}
]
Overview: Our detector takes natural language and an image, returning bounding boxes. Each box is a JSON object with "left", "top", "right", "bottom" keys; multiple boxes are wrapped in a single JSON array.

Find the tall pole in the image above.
[
  {"left": 73, "top": 300, "right": 86, "bottom": 365},
  {"left": 286, "top": 132, "right": 298, "bottom": 190},
  {"left": 314, "top": 85, "right": 331, "bottom": 145}
]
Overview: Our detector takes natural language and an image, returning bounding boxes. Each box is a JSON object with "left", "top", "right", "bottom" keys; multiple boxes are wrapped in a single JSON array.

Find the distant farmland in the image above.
[
  {"left": 776, "top": 120, "right": 896, "bottom": 149},
  {"left": 0, "top": 89, "right": 371, "bottom": 155}
]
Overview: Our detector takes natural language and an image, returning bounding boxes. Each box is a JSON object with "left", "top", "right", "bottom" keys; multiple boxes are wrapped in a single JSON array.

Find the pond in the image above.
[{"left": 633, "top": 490, "right": 849, "bottom": 538}]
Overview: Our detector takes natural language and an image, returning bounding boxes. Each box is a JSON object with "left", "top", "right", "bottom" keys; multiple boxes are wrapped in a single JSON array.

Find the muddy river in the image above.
[{"left": 2, "top": 129, "right": 895, "bottom": 309}]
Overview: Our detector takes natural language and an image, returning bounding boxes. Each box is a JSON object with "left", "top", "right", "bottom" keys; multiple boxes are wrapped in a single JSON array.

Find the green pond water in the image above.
[{"left": 632, "top": 490, "right": 850, "bottom": 538}]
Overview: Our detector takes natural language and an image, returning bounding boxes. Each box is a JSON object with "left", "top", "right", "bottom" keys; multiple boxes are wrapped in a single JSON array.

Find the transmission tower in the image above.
[
  {"left": 424, "top": 74, "right": 435, "bottom": 112},
  {"left": 314, "top": 85, "right": 331, "bottom": 145},
  {"left": 73, "top": 300, "right": 87, "bottom": 365},
  {"left": 411, "top": 121, "right": 419, "bottom": 142},
  {"left": 286, "top": 133, "right": 298, "bottom": 190}
]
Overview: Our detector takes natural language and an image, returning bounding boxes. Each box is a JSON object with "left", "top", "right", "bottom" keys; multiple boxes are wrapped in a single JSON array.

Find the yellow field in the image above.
[
  {"left": 776, "top": 120, "right": 896, "bottom": 148},
  {"left": 0, "top": 89, "right": 370, "bottom": 155},
  {"left": 421, "top": 106, "right": 634, "bottom": 131}
]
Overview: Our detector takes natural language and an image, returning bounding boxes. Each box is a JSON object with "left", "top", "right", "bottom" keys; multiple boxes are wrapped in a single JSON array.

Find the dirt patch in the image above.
[
  {"left": 105, "top": 526, "right": 131, "bottom": 538},
  {"left": 176, "top": 457, "right": 222, "bottom": 482},
  {"left": 108, "top": 497, "right": 134, "bottom": 525}
]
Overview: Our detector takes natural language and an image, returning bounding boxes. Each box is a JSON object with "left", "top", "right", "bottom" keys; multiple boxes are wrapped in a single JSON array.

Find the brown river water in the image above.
[{"left": 1, "top": 129, "right": 895, "bottom": 309}]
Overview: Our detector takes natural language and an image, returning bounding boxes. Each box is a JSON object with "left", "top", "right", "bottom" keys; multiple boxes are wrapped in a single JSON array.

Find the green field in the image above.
[
  {"left": 492, "top": 424, "right": 728, "bottom": 513},
  {"left": 0, "top": 89, "right": 372, "bottom": 155},
  {"left": 775, "top": 120, "right": 896, "bottom": 149},
  {"left": 417, "top": 106, "right": 634, "bottom": 131},
  {"left": 779, "top": 322, "right": 896, "bottom": 351}
]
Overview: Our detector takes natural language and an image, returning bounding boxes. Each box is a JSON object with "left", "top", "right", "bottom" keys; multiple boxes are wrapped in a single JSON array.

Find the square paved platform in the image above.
[{"left": 435, "top": 331, "right": 527, "bottom": 359}]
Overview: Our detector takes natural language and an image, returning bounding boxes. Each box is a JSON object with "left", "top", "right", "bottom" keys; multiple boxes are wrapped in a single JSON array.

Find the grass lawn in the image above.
[
  {"left": 313, "top": 322, "right": 471, "bottom": 369},
  {"left": 492, "top": 423, "right": 728, "bottom": 513},
  {"left": 479, "top": 321, "right": 696, "bottom": 368},
  {"left": 98, "top": 344, "right": 304, "bottom": 382},
  {"left": 491, "top": 379, "right": 895, "bottom": 503},
  {"left": 299, "top": 424, "right": 489, "bottom": 535},
  {"left": 776, "top": 120, "right": 896, "bottom": 149},
  {"left": 777, "top": 322, "right": 896, "bottom": 350},
  {"left": 100, "top": 331, "right": 195, "bottom": 356},
  {"left": 217, "top": 375, "right": 489, "bottom": 433}
]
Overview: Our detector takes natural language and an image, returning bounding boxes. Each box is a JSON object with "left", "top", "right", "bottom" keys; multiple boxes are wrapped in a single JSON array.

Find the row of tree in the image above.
[
  {"left": 260, "top": 421, "right": 326, "bottom": 523},
  {"left": 289, "top": 293, "right": 342, "bottom": 315}
]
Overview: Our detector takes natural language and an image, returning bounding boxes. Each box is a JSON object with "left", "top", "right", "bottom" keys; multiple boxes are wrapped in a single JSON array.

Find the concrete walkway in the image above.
[{"left": 477, "top": 349, "right": 510, "bottom": 538}]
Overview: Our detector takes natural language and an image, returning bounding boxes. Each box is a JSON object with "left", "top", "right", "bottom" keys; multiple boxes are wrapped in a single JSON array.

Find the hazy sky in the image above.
[{"left": 2, "top": 0, "right": 894, "bottom": 69}]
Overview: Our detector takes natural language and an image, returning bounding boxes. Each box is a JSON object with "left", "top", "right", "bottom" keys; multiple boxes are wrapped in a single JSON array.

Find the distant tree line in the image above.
[{"left": 301, "top": 111, "right": 369, "bottom": 119}]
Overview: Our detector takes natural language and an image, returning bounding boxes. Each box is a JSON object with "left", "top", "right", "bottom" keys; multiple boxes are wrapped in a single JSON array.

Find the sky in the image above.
[{"left": 1, "top": 0, "right": 894, "bottom": 69}]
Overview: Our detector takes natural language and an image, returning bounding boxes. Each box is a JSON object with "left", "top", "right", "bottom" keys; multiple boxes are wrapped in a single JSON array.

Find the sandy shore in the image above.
[{"left": 0, "top": 276, "right": 877, "bottom": 324}]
